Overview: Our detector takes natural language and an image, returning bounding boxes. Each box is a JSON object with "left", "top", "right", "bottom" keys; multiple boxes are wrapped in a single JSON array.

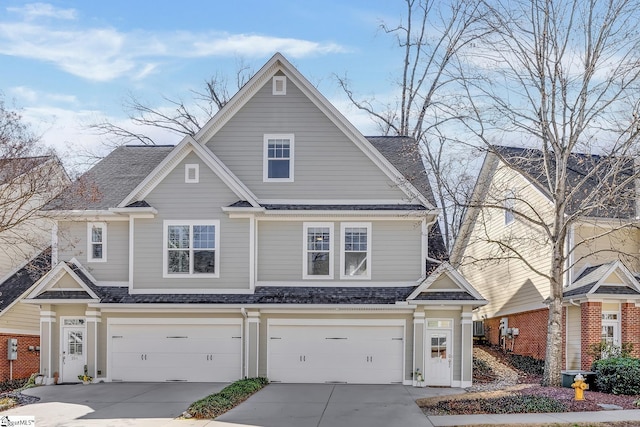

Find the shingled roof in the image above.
[
  {"left": 0, "top": 249, "right": 51, "bottom": 312},
  {"left": 495, "top": 146, "right": 636, "bottom": 219},
  {"left": 45, "top": 137, "right": 440, "bottom": 213},
  {"left": 44, "top": 145, "right": 175, "bottom": 210}
]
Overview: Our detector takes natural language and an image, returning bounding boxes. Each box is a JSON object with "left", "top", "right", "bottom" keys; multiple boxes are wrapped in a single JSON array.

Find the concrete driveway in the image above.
[
  {"left": 1, "top": 382, "right": 465, "bottom": 427},
  {"left": 216, "top": 384, "right": 464, "bottom": 427},
  {"left": 1, "top": 382, "right": 227, "bottom": 427}
]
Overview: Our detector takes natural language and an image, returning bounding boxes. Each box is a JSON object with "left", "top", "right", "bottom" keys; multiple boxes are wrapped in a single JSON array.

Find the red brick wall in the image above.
[
  {"left": 482, "top": 309, "right": 549, "bottom": 360},
  {"left": 621, "top": 303, "right": 640, "bottom": 358},
  {"left": 581, "top": 302, "right": 602, "bottom": 370},
  {"left": 0, "top": 334, "right": 40, "bottom": 380}
]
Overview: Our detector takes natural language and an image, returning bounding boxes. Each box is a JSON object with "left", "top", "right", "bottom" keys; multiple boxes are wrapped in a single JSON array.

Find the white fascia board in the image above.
[
  {"left": 94, "top": 303, "right": 415, "bottom": 311},
  {"left": 23, "top": 299, "right": 98, "bottom": 305},
  {"left": 127, "top": 288, "right": 255, "bottom": 295},
  {"left": 44, "top": 210, "right": 128, "bottom": 220},
  {"left": 26, "top": 260, "right": 99, "bottom": 300},
  {"left": 409, "top": 300, "right": 488, "bottom": 306},
  {"left": 407, "top": 262, "right": 485, "bottom": 301},
  {"left": 108, "top": 207, "right": 157, "bottom": 217},
  {"left": 189, "top": 137, "right": 260, "bottom": 206},
  {"left": 258, "top": 210, "right": 435, "bottom": 218},
  {"left": 119, "top": 137, "right": 259, "bottom": 208}
]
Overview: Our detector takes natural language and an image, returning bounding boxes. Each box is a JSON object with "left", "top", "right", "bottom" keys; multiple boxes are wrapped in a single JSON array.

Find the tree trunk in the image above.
[{"left": 542, "top": 245, "right": 565, "bottom": 386}]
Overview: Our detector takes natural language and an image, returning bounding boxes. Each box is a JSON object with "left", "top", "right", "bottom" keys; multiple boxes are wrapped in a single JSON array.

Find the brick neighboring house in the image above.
[{"left": 451, "top": 146, "right": 640, "bottom": 371}]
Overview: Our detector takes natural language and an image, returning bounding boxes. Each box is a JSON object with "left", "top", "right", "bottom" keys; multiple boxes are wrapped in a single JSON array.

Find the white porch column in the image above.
[
  {"left": 39, "top": 307, "right": 56, "bottom": 383},
  {"left": 246, "top": 311, "right": 260, "bottom": 378},
  {"left": 460, "top": 309, "right": 473, "bottom": 388},
  {"left": 85, "top": 309, "right": 102, "bottom": 379},
  {"left": 412, "top": 310, "right": 426, "bottom": 386}
]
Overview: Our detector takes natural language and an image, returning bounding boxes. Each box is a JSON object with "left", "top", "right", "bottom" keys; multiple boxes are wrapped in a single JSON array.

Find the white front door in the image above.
[
  {"left": 62, "top": 326, "right": 86, "bottom": 383},
  {"left": 425, "top": 330, "right": 452, "bottom": 386}
]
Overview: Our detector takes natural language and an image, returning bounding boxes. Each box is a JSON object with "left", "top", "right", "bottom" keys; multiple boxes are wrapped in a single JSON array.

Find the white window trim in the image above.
[
  {"left": 303, "top": 222, "right": 334, "bottom": 280},
  {"left": 185, "top": 164, "right": 199, "bottom": 183},
  {"left": 163, "top": 220, "right": 220, "bottom": 279},
  {"left": 263, "top": 134, "right": 294, "bottom": 182},
  {"left": 87, "top": 222, "right": 107, "bottom": 262},
  {"left": 272, "top": 76, "right": 287, "bottom": 95},
  {"left": 340, "top": 222, "right": 372, "bottom": 280}
]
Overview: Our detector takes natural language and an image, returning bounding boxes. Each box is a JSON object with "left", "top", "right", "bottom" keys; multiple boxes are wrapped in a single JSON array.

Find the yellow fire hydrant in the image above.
[{"left": 571, "top": 373, "right": 589, "bottom": 401}]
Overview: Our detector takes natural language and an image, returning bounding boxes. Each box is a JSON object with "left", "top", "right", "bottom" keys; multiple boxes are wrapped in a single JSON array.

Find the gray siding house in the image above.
[{"left": 23, "top": 53, "right": 485, "bottom": 386}]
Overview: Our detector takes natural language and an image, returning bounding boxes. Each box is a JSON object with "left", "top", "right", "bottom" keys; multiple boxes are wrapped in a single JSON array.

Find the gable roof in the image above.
[
  {"left": 494, "top": 146, "right": 635, "bottom": 219},
  {"left": 195, "top": 53, "right": 436, "bottom": 210},
  {"left": 407, "top": 262, "right": 487, "bottom": 306},
  {"left": 563, "top": 261, "right": 640, "bottom": 299},
  {"left": 44, "top": 145, "right": 174, "bottom": 210}
]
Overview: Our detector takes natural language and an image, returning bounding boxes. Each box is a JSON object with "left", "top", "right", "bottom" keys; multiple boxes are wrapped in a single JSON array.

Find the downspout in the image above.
[{"left": 241, "top": 308, "right": 248, "bottom": 378}]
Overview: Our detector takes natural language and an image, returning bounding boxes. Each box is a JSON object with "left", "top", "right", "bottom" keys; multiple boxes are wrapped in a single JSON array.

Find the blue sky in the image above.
[{"left": 0, "top": 1, "right": 409, "bottom": 169}]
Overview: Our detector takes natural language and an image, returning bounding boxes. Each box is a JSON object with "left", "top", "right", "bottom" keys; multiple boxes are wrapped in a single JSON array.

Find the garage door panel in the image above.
[
  {"left": 268, "top": 324, "right": 404, "bottom": 384},
  {"left": 110, "top": 323, "right": 241, "bottom": 382}
]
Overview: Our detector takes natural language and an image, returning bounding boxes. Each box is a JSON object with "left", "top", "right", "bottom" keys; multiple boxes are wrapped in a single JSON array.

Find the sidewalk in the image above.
[{"left": 428, "top": 409, "right": 640, "bottom": 426}]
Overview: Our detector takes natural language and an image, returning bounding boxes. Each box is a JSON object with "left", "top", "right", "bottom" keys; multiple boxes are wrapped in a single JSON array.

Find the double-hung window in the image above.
[
  {"left": 340, "top": 223, "right": 371, "bottom": 279},
  {"left": 263, "top": 134, "right": 294, "bottom": 181},
  {"left": 163, "top": 220, "right": 220, "bottom": 278},
  {"left": 303, "top": 223, "right": 333, "bottom": 279},
  {"left": 87, "top": 222, "right": 106, "bottom": 262}
]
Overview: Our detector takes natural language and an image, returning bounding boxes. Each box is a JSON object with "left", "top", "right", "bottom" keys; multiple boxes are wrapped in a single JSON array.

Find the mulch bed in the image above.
[{"left": 421, "top": 345, "right": 640, "bottom": 415}]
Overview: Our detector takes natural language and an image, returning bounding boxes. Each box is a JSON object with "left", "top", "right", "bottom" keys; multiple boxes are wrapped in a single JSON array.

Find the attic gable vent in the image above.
[{"left": 273, "top": 76, "right": 286, "bottom": 95}]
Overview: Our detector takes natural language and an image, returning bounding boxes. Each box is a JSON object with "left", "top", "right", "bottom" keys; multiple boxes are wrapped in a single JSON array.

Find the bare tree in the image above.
[
  {"left": 89, "top": 62, "right": 254, "bottom": 146},
  {"left": 337, "top": 0, "right": 487, "bottom": 252},
  {"left": 0, "top": 95, "right": 69, "bottom": 274},
  {"left": 458, "top": 0, "right": 640, "bottom": 386}
]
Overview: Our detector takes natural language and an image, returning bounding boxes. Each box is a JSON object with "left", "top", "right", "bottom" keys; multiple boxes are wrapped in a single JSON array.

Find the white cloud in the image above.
[
  {"left": 7, "top": 3, "right": 76, "bottom": 20},
  {"left": 0, "top": 5, "right": 348, "bottom": 82},
  {"left": 8, "top": 86, "right": 78, "bottom": 105}
]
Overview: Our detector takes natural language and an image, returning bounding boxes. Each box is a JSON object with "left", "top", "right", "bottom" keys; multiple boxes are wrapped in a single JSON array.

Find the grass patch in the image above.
[
  {"left": 0, "top": 396, "right": 17, "bottom": 411},
  {"left": 187, "top": 377, "right": 268, "bottom": 419},
  {"left": 423, "top": 395, "right": 567, "bottom": 416}
]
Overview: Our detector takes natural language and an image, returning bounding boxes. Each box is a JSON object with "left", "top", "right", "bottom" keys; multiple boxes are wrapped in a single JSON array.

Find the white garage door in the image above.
[
  {"left": 110, "top": 323, "right": 242, "bottom": 382},
  {"left": 268, "top": 324, "right": 404, "bottom": 384}
]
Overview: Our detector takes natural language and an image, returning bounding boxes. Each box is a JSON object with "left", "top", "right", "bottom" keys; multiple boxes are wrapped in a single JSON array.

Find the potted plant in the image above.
[{"left": 78, "top": 365, "right": 93, "bottom": 384}]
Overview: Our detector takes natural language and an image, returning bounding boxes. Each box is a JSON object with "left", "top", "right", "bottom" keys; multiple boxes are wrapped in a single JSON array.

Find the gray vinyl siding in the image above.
[
  {"left": 206, "top": 75, "right": 409, "bottom": 201},
  {"left": 257, "top": 220, "right": 422, "bottom": 283},
  {"left": 57, "top": 220, "right": 129, "bottom": 282},
  {"left": 132, "top": 152, "right": 250, "bottom": 290}
]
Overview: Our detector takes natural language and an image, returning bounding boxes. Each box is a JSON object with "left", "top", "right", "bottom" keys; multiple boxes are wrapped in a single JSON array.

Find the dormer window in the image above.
[
  {"left": 273, "top": 76, "right": 286, "bottom": 95},
  {"left": 263, "top": 134, "right": 294, "bottom": 182}
]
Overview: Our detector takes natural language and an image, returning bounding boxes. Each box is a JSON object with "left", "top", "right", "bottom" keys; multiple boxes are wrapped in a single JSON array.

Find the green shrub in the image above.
[
  {"left": 592, "top": 357, "right": 640, "bottom": 395},
  {"left": 588, "top": 342, "right": 633, "bottom": 362},
  {"left": 506, "top": 353, "right": 545, "bottom": 376},
  {"left": 187, "top": 377, "right": 269, "bottom": 419},
  {"left": 425, "top": 395, "right": 567, "bottom": 415}
]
